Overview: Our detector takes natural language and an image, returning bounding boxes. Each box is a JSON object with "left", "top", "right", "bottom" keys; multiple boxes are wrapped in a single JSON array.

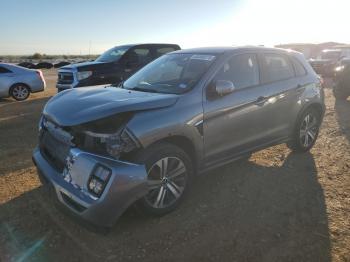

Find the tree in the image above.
[{"left": 32, "top": 53, "right": 42, "bottom": 59}]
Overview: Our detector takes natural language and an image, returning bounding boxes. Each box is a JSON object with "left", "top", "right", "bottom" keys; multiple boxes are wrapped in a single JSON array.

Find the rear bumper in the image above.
[{"left": 32, "top": 147, "right": 148, "bottom": 227}]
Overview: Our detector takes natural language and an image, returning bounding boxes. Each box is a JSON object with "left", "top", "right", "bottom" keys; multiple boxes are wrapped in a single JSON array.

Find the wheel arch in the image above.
[
  {"left": 293, "top": 102, "right": 325, "bottom": 133},
  {"left": 134, "top": 135, "right": 199, "bottom": 173},
  {"left": 9, "top": 82, "right": 32, "bottom": 95}
]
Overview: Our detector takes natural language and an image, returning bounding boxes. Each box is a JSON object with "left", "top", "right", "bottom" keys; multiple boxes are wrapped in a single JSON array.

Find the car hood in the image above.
[
  {"left": 43, "top": 87, "right": 179, "bottom": 126},
  {"left": 61, "top": 61, "right": 109, "bottom": 71}
]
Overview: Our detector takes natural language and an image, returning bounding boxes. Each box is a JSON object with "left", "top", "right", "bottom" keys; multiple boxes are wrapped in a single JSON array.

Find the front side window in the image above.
[
  {"left": 95, "top": 46, "right": 130, "bottom": 63},
  {"left": 123, "top": 53, "right": 216, "bottom": 94},
  {"left": 261, "top": 53, "right": 294, "bottom": 83},
  {"left": 214, "top": 53, "right": 259, "bottom": 90},
  {"left": 130, "top": 48, "right": 152, "bottom": 64}
]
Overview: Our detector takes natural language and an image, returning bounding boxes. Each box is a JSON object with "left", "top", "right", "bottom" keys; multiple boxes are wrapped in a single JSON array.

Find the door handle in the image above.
[{"left": 255, "top": 96, "right": 268, "bottom": 105}]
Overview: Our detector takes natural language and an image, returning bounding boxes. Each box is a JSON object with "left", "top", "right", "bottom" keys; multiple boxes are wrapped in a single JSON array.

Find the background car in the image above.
[
  {"left": 35, "top": 62, "right": 53, "bottom": 69},
  {"left": 0, "top": 63, "right": 46, "bottom": 101},
  {"left": 333, "top": 58, "right": 350, "bottom": 100},
  {"left": 54, "top": 61, "right": 71, "bottom": 68},
  {"left": 17, "top": 62, "right": 36, "bottom": 69},
  {"left": 56, "top": 43, "right": 180, "bottom": 92}
]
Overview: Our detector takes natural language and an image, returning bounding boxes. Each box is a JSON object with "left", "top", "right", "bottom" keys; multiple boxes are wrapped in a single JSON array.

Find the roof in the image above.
[{"left": 173, "top": 46, "right": 285, "bottom": 55}]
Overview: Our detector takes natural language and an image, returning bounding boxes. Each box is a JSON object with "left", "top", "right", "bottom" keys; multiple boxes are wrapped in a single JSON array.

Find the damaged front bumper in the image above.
[{"left": 32, "top": 147, "right": 148, "bottom": 227}]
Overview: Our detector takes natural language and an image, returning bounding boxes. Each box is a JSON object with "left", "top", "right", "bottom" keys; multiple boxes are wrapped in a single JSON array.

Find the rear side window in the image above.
[
  {"left": 291, "top": 57, "right": 307, "bottom": 76},
  {"left": 155, "top": 47, "right": 177, "bottom": 58},
  {"left": 261, "top": 53, "right": 294, "bottom": 83},
  {"left": 0, "top": 66, "right": 12, "bottom": 74},
  {"left": 214, "top": 53, "right": 259, "bottom": 90}
]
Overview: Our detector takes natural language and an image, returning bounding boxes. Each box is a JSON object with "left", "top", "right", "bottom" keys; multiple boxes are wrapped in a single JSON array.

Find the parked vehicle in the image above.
[
  {"left": 56, "top": 43, "right": 180, "bottom": 92},
  {"left": 17, "top": 62, "right": 35, "bottom": 69},
  {"left": 0, "top": 63, "right": 46, "bottom": 101},
  {"left": 333, "top": 59, "right": 350, "bottom": 100},
  {"left": 33, "top": 46, "right": 325, "bottom": 228},
  {"left": 309, "top": 49, "right": 350, "bottom": 76},
  {"left": 54, "top": 61, "right": 71, "bottom": 68},
  {"left": 35, "top": 62, "right": 53, "bottom": 69}
]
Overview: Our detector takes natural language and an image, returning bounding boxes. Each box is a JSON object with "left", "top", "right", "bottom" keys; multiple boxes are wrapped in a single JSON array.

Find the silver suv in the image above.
[{"left": 33, "top": 46, "right": 325, "bottom": 228}]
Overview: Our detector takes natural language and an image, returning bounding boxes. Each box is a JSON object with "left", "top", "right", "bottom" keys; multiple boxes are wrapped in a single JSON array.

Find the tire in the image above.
[
  {"left": 10, "top": 84, "right": 30, "bottom": 101},
  {"left": 333, "top": 84, "right": 349, "bottom": 100},
  {"left": 132, "top": 142, "right": 194, "bottom": 216},
  {"left": 287, "top": 107, "right": 322, "bottom": 153}
]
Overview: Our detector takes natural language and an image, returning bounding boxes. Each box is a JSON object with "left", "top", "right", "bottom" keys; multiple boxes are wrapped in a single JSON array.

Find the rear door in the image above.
[
  {"left": 257, "top": 52, "right": 300, "bottom": 137},
  {"left": 0, "top": 66, "right": 14, "bottom": 97}
]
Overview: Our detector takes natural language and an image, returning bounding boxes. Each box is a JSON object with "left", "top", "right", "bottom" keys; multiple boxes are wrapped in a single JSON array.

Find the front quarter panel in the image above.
[{"left": 126, "top": 91, "right": 204, "bottom": 166}]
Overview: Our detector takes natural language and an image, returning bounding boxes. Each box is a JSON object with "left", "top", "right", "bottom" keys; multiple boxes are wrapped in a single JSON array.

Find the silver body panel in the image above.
[
  {"left": 33, "top": 47, "right": 325, "bottom": 227},
  {"left": 0, "top": 63, "right": 46, "bottom": 98}
]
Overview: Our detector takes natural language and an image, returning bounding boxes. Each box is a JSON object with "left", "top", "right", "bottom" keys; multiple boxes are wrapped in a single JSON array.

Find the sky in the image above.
[{"left": 0, "top": 0, "right": 350, "bottom": 55}]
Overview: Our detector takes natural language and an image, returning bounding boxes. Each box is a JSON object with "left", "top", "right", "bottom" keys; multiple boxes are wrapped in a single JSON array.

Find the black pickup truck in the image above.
[{"left": 56, "top": 43, "right": 180, "bottom": 92}]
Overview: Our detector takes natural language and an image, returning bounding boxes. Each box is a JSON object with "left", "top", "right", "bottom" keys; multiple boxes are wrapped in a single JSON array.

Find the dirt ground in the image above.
[{"left": 0, "top": 70, "right": 349, "bottom": 262}]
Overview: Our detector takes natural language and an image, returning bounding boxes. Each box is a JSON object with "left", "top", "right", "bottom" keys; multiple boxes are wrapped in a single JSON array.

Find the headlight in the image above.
[
  {"left": 38, "top": 115, "right": 44, "bottom": 131},
  {"left": 88, "top": 164, "right": 111, "bottom": 197},
  {"left": 335, "top": 65, "right": 345, "bottom": 72},
  {"left": 76, "top": 71, "right": 92, "bottom": 81},
  {"left": 84, "top": 128, "right": 139, "bottom": 159}
]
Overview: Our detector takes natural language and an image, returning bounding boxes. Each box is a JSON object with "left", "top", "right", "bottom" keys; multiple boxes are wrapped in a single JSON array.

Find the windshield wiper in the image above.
[{"left": 132, "top": 86, "right": 160, "bottom": 93}]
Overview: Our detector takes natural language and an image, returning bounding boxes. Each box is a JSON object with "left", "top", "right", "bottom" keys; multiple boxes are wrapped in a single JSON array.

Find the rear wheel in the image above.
[
  {"left": 287, "top": 108, "right": 321, "bottom": 152},
  {"left": 10, "top": 84, "right": 30, "bottom": 101},
  {"left": 133, "top": 143, "right": 193, "bottom": 216}
]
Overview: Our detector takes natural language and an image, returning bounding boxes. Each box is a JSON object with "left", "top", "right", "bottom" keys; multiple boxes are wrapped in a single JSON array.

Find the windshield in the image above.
[
  {"left": 95, "top": 46, "right": 130, "bottom": 62},
  {"left": 123, "top": 53, "right": 216, "bottom": 94},
  {"left": 321, "top": 51, "right": 341, "bottom": 60}
]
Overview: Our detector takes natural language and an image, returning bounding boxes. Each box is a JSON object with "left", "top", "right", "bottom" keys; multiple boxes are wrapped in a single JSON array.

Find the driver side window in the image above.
[{"left": 214, "top": 53, "right": 259, "bottom": 90}]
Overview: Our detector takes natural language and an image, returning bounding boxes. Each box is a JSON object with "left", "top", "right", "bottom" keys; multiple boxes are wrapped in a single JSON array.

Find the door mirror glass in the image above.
[{"left": 215, "top": 80, "right": 235, "bottom": 96}]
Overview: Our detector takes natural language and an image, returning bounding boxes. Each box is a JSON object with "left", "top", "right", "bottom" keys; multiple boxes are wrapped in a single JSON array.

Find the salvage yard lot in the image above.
[{"left": 0, "top": 70, "right": 349, "bottom": 262}]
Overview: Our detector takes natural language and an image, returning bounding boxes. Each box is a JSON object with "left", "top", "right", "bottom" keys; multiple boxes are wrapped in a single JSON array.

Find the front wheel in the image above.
[
  {"left": 287, "top": 108, "right": 322, "bottom": 153},
  {"left": 133, "top": 143, "right": 193, "bottom": 216}
]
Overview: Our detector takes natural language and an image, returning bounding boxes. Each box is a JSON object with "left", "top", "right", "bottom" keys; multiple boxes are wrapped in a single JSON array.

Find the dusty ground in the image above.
[{"left": 0, "top": 70, "right": 349, "bottom": 262}]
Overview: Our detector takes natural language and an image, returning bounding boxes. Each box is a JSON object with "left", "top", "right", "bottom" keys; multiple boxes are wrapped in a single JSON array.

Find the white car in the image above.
[{"left": 0, "top": 63, "right": 46, "bottom": 101}]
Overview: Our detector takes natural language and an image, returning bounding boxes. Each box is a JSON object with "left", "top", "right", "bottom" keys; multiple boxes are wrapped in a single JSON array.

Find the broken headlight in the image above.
[{"left": 84, "top": 128, "right": 139, "bottom": 159}]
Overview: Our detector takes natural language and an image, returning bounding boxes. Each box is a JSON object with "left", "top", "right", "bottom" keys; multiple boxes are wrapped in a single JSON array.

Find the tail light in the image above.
[
  {"left": 36, "top": 70, "right": 44, "bottom": 81},
  {"left": 318, "top": 75, "right": 324, "bottom": 88}
]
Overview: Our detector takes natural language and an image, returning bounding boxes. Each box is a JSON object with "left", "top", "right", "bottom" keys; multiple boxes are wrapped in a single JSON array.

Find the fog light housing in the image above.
[{"left": 88, "top": 164, "right": 111, "bottom": 197}]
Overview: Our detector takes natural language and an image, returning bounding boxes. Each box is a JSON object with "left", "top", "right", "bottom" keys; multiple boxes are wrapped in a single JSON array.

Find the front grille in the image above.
[
  {"left": 57, "top": 72, "right": 74, "bottom": 84},
  {"left": 40, "top": 130, "right": 70, "bottom": 172}
]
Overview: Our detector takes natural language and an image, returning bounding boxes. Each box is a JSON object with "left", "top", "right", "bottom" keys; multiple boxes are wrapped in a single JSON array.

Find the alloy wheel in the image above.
[
  {"left": 299, "top": 113, "right": 318, "bottom": 148},
  {"left": 12, "top": 85, "right": 29, "bottom": 100},
  {"left": 145, "top": 157, "right": 187, "bottom": 209}
]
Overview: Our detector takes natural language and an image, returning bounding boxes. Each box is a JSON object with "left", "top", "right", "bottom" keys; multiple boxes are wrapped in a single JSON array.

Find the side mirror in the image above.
[{"left": 215, "top": 80, "right": 236, "bottom": 96}]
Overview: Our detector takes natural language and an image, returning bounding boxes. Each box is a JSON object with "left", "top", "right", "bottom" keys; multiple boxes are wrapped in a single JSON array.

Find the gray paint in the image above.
[{"left": 33, "top": 46, "right": 325, "bottom": 227}]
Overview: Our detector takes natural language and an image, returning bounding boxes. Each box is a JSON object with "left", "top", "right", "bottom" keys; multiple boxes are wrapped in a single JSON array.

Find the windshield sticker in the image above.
[{"left": 190, "top": 55, "right": 215, "bottom": 61}]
